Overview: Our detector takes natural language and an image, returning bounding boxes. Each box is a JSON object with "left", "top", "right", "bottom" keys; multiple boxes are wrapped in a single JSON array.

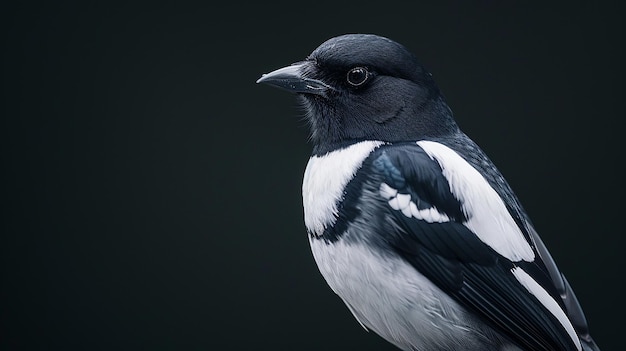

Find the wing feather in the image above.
[{"left": 368, "top": 143, "right": 582, "bottom": 351}]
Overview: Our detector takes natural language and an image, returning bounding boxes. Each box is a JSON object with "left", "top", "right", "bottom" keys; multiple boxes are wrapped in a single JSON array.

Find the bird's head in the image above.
[{"left": 257, "top": 34, "right": 459, "bottom": 154}]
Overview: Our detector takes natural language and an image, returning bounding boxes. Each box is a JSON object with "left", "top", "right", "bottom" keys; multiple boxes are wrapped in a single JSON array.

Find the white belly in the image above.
[{"left": 309, "top": 237, "right": 510, "bottom": 351}]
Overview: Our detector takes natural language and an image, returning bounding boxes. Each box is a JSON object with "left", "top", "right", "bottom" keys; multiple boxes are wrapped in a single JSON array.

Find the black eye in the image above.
[{"left": 346, "top": 67, "right": 369, "bottom": 87}]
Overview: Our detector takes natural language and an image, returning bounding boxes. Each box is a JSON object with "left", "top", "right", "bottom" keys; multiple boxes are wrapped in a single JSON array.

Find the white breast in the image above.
[{"left": 302, "top": 141, "right": 384, "bottom": 236}]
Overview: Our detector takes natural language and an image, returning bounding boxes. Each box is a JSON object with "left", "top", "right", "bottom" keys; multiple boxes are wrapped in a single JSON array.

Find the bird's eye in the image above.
[{"left": 346, "top": 67, "right": 369, "bottom": 87}]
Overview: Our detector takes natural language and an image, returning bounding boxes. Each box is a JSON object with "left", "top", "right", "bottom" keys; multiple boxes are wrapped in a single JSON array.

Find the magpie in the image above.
[{"left": 257, "top": 34, "right": 600, "bottom": 351}]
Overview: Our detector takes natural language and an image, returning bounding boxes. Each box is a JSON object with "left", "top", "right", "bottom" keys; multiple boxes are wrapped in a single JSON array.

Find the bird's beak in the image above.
[{"left": 256, "top": 62, "right": 332, "bottom": 96}]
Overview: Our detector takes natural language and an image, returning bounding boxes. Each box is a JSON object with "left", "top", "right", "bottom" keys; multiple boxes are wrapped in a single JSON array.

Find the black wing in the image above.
[
  {"left": 442, "top": 134, "right": 599, "bottom": 351},
  {"left": 366, "top": 142, "right": 582, "bottom": 351}
]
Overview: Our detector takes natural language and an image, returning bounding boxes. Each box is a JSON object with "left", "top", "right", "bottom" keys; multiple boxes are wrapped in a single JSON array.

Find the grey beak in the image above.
[{"left": 256, "top": 62, "right": 332, "bottom": 95}]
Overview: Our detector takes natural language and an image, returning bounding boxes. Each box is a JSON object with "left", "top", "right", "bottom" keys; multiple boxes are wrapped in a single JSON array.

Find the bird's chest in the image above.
[
  {"left": 301, "top": 141, "right": 384, "bottom": 236},
  {"left": 308, "top": 237, "right": 492, "bottom": 351}
]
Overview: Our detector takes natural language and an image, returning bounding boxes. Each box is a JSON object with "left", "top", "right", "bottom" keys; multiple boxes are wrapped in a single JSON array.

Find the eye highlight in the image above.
[{"left": 346, "top": 67, "right": 369, "bottom": 87}]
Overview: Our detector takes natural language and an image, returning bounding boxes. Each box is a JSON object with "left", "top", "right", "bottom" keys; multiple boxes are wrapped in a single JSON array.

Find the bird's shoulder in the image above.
[{"left": 357, "top": 139, "right": 535, "bottom": 262}]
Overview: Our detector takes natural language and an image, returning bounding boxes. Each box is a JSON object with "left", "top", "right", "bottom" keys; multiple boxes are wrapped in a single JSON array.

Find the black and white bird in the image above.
[{"left": 257, "top": 34, "right": 599, "bottom": 351}]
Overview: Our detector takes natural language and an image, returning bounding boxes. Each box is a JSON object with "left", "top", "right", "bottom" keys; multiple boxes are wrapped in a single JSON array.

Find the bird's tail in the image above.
[
  {"left": 581, "top": 337, "right": 600, "bottom": 351},
  {"left": 528, "top": 225, "right": 600, "bottom": 351},
  {"left": 559, "top": 273, "right": 600, "bottom": 351},
  {"left": 560, "top": 274, "right": 600, "bottom": 351}
]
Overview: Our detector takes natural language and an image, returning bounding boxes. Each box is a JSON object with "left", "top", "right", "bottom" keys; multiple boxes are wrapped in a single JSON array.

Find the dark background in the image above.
[{"left": 1, "top": 2, "right": 623, "bottom": 350}]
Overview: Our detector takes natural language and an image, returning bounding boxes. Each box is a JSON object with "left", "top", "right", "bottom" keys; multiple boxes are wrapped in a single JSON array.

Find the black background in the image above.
[{"left": 1, "top": 2, "right": 623, "bottom": 350}]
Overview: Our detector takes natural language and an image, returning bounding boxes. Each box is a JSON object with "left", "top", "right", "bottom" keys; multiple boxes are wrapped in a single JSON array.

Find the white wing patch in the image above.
[
  {"left": 302, "top": 141, "right": 385, "bottom": 236},
  {"left": 380, "top": 183, "right": 450, "bottom": 223},
  {"left": 416, "top": 141, "right": 535, "bottom": 262},
  {"left": 511, "top": 267, "right": 582, "bottom": 351}
]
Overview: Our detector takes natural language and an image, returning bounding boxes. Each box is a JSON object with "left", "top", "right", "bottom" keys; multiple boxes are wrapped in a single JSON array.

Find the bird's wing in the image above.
[
  {"left": 443, "top": 135, "right": 598, "bottom": 351},
  {"left": 367, "top": 141, "right": 582, "bottom": 351}
]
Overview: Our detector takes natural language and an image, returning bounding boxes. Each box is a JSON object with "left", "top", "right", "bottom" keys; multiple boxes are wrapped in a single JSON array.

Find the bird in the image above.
[{"left": 256, "top": 34, "right": 600, "bottom": 351}]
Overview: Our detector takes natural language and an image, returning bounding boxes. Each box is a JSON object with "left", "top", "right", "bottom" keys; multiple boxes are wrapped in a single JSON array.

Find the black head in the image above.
[{"left": 257, "top": 34, "right": 458, "bottom": 154}]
